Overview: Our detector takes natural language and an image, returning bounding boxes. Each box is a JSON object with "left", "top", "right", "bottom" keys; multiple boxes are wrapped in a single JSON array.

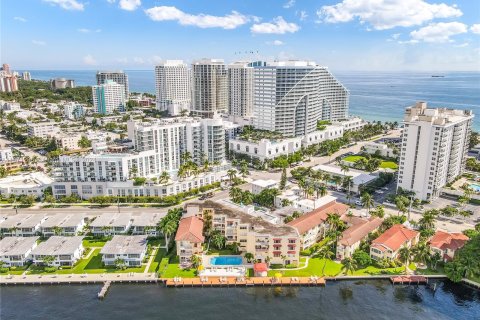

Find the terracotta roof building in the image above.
[
  {"left": 370, "top": 224, "right": 420, "bottom": 260},
  {"left": 429, "top": 231, "right": 469, "bottom": 262},
  {"left": 336, "top": 217, "right": 383, "bottom": 260},
  {"left": 175, "top": 216, "right": 204, "bottom": 267},
  {"left": 286, "top": 200, "right": 349, "bottom": 249}
]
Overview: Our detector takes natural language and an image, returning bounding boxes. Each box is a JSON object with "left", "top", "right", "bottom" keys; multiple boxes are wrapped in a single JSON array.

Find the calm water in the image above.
[
  {"left": 1, "top": 280, "right": 479, "bottom": 320},
  {"left": 23, "top": 70, "right": 480, "bottom": 131}
]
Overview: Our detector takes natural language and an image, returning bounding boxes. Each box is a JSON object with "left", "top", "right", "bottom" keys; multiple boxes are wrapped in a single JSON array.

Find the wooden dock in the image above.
[
  {"left": 97, "top": 281, "right": 111, "bottom": 299},
  {"left": 390, "top": 275, "right": 427, "bottom": 285},
  {"left": 162, "top": 276, "right": 326, "bottom": 288}
]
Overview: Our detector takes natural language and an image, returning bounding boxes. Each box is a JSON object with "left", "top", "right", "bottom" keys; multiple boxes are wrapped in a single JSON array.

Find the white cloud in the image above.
[
  {"left": 83, "top": 54, "right": 97, "bottom": 65},
  {"left": 267, "top": 40, "right": 284, "bottom": 46},
  {"left": 116, "top": 57, "right": 128, "bottom": 64},
  {"left": 297, "top": 10, "right": 308, "bottom": 21},
  {"left": 471, "top": 24, "right": 480, "bottom": 34},
  {"left": 32, "top": 40, "right": 47, "bottom": 46},
  {"left": 133, "top": 57, "right": 145, "bottom": 64},
  {"left": 145, "top": 6, "right": 249, "bottom": 29},
  {"left": 151, "top": 56, "right": 163, "bottom": 64},
  {"left": 318, "top": 0, "right": 462, "bottom": 30},
  {"left": 43, "top": 0, "right": 84, "bottom": 11},
  {"left": 119, "top": 0, "right": 141, "bottom": 11},
  {"left": 387, "top": 33, "right": 401, "bottom": 41},
  {"left": 251, "top": 16, "right": 300, "bottom": 34},
  {"left": 410, "top": 22, "right": 468, "bottom": 43},
  {"left": 283, "top": 0, "right": 295, "bottom": 9},
  {"left": 454, "top": 43, "right": 469, "bottom": 48},
  {"left": 77, "top": 28, "right": 101, "bottom": 33},
  {"left": 14, "top": 17, "right": 27, "bottom": 22}
]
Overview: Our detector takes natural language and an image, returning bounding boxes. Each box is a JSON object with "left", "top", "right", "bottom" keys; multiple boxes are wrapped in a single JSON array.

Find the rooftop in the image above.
[
  {"left": 0, "top": 214, "right": 46, "bottom": 229},
  {"left": 100, "top": 235, "right": 148, "bottom": 255},
  {"left": 339, "top": 217, "right": 383, "bottom": 246},
  {"left": 429, "top": 231, "right": 469, "bottom": 252},
  {"left": 286, "top": 200, "right": 349, "bottom": 234},
  {"left": 251, "top": 179, "right": 278, "bottom": 188},
  {"left": 175, "top": 216, "right": 204, "bottom": 243},
  {"left": 131, "top": 212, "right": 166, "bottom": 227},
  {"left": 371, "top": 225, "right": 419, "bottom": 252},
  {"left": 31, "top": 236, "right": 83, "bottom": 256},
  {"left": 90, "top": 212, "right": 132, "bottom": 228},
  {"left": 0, "top": 236, "right": 39, "bottom": 256}
]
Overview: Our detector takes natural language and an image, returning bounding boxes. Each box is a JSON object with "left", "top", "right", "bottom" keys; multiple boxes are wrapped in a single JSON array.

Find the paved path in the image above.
[
  {"left": 0, "top": 272, "right": 158, "bottom": 284},
  {"left": 144, "top": 247, "right": 158, "bottom": 274},
  {"left": 275, "top": 257, "right": 310, "bottom": 271}
]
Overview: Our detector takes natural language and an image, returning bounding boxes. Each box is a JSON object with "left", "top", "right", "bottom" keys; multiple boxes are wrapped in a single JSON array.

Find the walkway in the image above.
[
  {"left": 144, "top": 247, "right": 158, "bottom": 274},
  {"left": 274, "top": 257, "right": 310, "bottom": 271},
  {"left": 0, "top": 272, "right": 158, "bottom": 285},
  {"left": 163, "top": 276, "right": 325, "bottom": 287}
]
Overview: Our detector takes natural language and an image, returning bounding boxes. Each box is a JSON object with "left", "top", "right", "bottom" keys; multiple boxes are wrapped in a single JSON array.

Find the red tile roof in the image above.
[
  {"left": 286, "top": 201, "right": 349, "bottom": 235},
  {"left": 429, "top": 231, "right": 469, "bottom": 252},
  {"left": 371, "top": 224, "right": 419, "bottom": 252},
  {"left": 339, "top": 217, "right": 383, "bottom": 247},
  {"left": 175, "top": 216, "right": 204, "bottom": 243}
]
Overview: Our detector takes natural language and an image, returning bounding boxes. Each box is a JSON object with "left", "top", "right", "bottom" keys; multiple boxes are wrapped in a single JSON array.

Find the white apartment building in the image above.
[
  {"left": 63, "top": 102, "right": 85, "bottom": 120},
  {"left": 397, "top": 102, "right": 474, "bottom": 200},
  {"left": 27, "top": 121, "right": 60, "bottom": 138},
  {"left": 40, "top": 213, "right": 86, "bottom": 237},
  {"left": 363, "top": 142, "right": 396, "bottom": 158},
  {"left": 228, "top": 61, "right": 253, "bottom": 117},
  {"left": 131, "top": 212, "right": 166, "bottom": 237},
  {"left": 96, "top": 71, "right": 129, "bottom": 100},
  {"left": 22, "top": 71, "right": 31, "bottom": 81},
  {"left": 100, "top": 235, "right": 148, "bottom": 267},
  {"left": 92, "top": 80, "right": 126, "bottom": 114},
  {"left": 31, "top": 236, "right": 84, "bottom": 267},
  {"left": 128, "top": 117, "right": 226, "bottom": 168},
  {"left": 155, "top": 60, "right": 191, "bottom": 116},
  {"left": 0, "top": 214, "right": 47, "bottom": 237},
  {"left": 0, "top": 236, "right": 39, "bottom": 267},
  {"left": 90, "top": 212, "right": 133, "bottom": 236},
  {"left": 1, "top": 100, "right": 21, "bottom": 111},
  {"left": 332, "top": 117, "right": 367, "bottom": 132},
  {"left": 0, "top": 147, "right": 14, "bottom": 162},
  {"left": 50, "top": 78, "right": 75, "bottom": 89},
  {"left": 191, "top": 59, "right": 228, "bottom": 118},
  {"left": 0, "top": 172, "right": 53, "bottom": 197},
  {"left": 251, "top": 179, "right": 279, "bottom": 195},
  {"left": 253, "top": 60, "right": 349, "bottom": 137}
]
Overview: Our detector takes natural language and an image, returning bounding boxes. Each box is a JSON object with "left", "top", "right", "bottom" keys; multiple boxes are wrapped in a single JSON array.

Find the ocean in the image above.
[
  {"left": 23, "top": 70, "right": 480, "bottom": 131},
  {"left": 1, "top": 279, "right": 479, "bottom": 320}
]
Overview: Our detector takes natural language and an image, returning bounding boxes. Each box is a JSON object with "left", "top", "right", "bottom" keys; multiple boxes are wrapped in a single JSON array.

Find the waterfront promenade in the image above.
[{"left": 0, "top": 273, "right": 158, "bottom": 284}]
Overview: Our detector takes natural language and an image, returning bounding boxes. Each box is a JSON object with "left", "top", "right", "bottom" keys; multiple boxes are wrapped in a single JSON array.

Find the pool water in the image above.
[
  {"left": 469, "top": 183, "right": 480, "bottom": 192},
  {"left": 210, "top": 256, "right": 243, "bottom": 266}
]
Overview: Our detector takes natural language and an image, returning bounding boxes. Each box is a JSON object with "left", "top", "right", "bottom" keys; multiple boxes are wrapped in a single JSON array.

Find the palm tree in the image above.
[
  {"left": 229, "top": 187, "right": 243, "bottom": 203},
  {"left": 159, "top": 171, "right": 170, "bottom": 184},
  {"left": 399, "top": 245, "right": 414, "bottom": 273},
  {"left": 157, "top": 217, "right": 178, "bottom": 251},
  {"left": 230, "top": 242, "right": 240, "bottom": 254},
  {"left": 211, "top": 232, "right": 226, "bottom": 249},
  {"left": 52, "top": 226, "right": 62, "bottom": 236},
  {"left": 318, "top": 246, "right": 335, "bottom": 276},
  {"left": 42, "top": 255, "right": 56, "bottom": 267},
  {"left": 227, "top": 169, "right": 237, "bottom": 184},
  {"left": 413, "top": 242, "right": 430, "bottom": 266},
  {"left": 341, "top": 257, "right": 357, "bottom": 275},
  {"left": 280, "top": 255, "right": 287, "bottom": 266},
  {"left": 361, "top": 192, "right": 374, "bottom": 213},
  {"left": 317, "top": 184, "right": 327, "bottom": 198},
  {"left": 281, "top": 199, "right": 292, "bottom": 207},
  {"left": 340, "top": 164, "right": 350, "bottom": 177},
  {"left": 180, "top": 152, "right": 192, "bottom": 164},
  {"left": 244, "top": 252, "right": 254, "bottom": 263},
  {"left": 265, "top": 256, "right": 272, "bottom": 266},
  {"left": 190, "top": 254, "right": 202, "bottom": 269},
  {"left": 114, "top": 258, "right": 126, "bottom": 270},
  {"left": 239, "top": 164, "right": 249, "bottom": 179},
  {"left": 332, "top": 176, "right": 342, "bottom": 190}
]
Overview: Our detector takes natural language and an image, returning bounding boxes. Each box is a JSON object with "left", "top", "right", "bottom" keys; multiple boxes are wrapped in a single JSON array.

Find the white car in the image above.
[
  {"left": 355, "top": 200, "right": 363, "bottom": 206},
  {"left": 381, "top": 187, "right": 389, "bottom": 191},
  {"left": 375, "top": 190, "right": 384, "bottom": 194}
]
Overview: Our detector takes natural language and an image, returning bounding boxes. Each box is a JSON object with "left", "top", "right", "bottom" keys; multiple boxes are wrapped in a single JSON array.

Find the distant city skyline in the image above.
[{"left": 2, "top": 0, "right": 480, "bottom": 71}]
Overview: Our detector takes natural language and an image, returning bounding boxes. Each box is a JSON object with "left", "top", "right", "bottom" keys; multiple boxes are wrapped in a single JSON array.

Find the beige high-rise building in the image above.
[
  {"left": 192, "top": 59, "right": 227, "bottom": 118},
  {"left": 155, "top": 60, "right": 191, "bottom": 116},
  {"left": 228, "top": 61, "right": 253, "bottom": 117},
  {"left": 96, "top": 71, "right": 129, "bottom": 100},
  {"left": 397, "top": 102, "right": 474, "bottom": 200}
]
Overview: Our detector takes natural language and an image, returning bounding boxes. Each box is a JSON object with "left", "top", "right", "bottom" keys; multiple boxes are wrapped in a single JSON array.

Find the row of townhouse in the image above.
[
  {"left": 176, "top": 201, "right": 301, "bottom": 267},
  {"left": 0, "top": 235, "right": 150, "bottom": 268},
  {"left": 0, "top": 212, "right": 166, "bottom": 238}
]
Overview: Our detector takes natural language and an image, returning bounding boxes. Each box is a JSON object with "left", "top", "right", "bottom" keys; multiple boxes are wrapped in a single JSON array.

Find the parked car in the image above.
[
  {"left": 355, "top": 200, "right": 363, "bottom": 206},
  {"left": 375, "top": 190, "right": 384, "bottom": 194},
  {"left": 381, "top": 187, "right": 389, "bottom": 191}
]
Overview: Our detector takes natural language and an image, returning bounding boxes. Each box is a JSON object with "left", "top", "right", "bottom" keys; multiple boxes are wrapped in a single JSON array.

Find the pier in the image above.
[
  {"left": 390, "top": 275, "right": 427, "bottom": 285},
  {"left": 97, "top": 281, "right": 111, "bottom": 299},
  {"left": 0, "top": 273, "right": 159, "bottom": 285},
  {"left": 162, "top": 276, "right": 326, "bottom": 288}
]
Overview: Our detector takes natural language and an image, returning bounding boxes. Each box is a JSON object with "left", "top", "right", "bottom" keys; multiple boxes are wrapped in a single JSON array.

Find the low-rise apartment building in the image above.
[
  {"left": 370, "top": 224, "right": 420, "bottom": 260},
  {"left": 0, "top": 214, "right": 47, "bottom": 237},
  {"left": 90, "top": 212, "right": 132, "bottom": 236},
  {"left": 26, "top": 121, "right": 60, "bottom": 138},
  {"left": 429, "top": 231, "right": 469, "bottom": 262},
  {"left": 175, "top": 216, "right": 205, "bottom": 267},
  {"left": 56, "top": 134, "right": 82, "bottom": 151},
  {"left": 286, "top": 198, "right": 349, "bottom": 250},
  {"left": 131, "top": 212, "right": 166, "bottom": 237},
  {"left": 30, "top": 236, "right": 84, "bottom": 267},
  {"left": 0, "top": 236, "right": 39, "bottom": 267},
  {"left": 100, "top": 235, "right": 148, "bottom": 267},
  {"left": 40, "top": 214, "right": 86, "bottom": 237},
  {"left": 251, "top": 179, "right": 279, "bottom": 195},
  {"left": 336, "top": 216, "right": 383, "bottom": 260}
]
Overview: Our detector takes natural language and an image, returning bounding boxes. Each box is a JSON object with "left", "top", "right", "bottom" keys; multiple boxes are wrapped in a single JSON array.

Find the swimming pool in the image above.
[
  {"left": 468, "top": 183, "right": 480, "bottom": 192},
  {"left": 210, "top": 256, "right": 243, "bottom": 266}
]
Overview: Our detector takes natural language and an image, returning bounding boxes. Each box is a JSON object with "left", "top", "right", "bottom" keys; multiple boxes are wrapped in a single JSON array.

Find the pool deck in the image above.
[{"left": 162, "top": 276, "right": 326, "bottom": 287}]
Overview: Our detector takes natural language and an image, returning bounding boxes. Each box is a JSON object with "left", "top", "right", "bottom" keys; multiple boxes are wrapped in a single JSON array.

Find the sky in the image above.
[{"left": 1, "top": 0, "right": 480, "bottom": 71}]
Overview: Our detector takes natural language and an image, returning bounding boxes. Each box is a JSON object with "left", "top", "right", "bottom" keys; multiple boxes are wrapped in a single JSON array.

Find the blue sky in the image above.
[{"left": 2, "top": 0, "right": 480, "bottom": 71}]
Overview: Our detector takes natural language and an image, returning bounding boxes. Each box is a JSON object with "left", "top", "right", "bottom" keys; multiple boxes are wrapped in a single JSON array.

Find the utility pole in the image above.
[{"left": 407, "top": 195, "right": 413, "bottom": 221}]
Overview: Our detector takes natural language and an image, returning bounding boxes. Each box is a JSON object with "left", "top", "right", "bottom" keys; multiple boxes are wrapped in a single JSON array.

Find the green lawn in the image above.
[
  {"left": 148, "top": 248, "right": 166, "bottom": 273},
  {"left": 267, "top": 258, "right": 342, "bottom": 277},
  {"left": 0, "top": 265, "right": 29, "bottom": 275},
  {"left": 82, "top": 238, "right": 109, "bottom": 248},
  {"left": 343, "top": 155, "right": 398, "bottom": 170},
  {"left": 351, "top": 265, "right": 405, "bottom": 276},
  {"left": 379, "top": 161, "right": 398, "bottom": 169},
  {"left": 26, "top": 248, "right": 146, "bottom": 275},
  {"left": 160, "top": 261, "right": 197, "bottom": 278},
  {"left": 205, "top": 248, "right": 239, "bottom": 255}
]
